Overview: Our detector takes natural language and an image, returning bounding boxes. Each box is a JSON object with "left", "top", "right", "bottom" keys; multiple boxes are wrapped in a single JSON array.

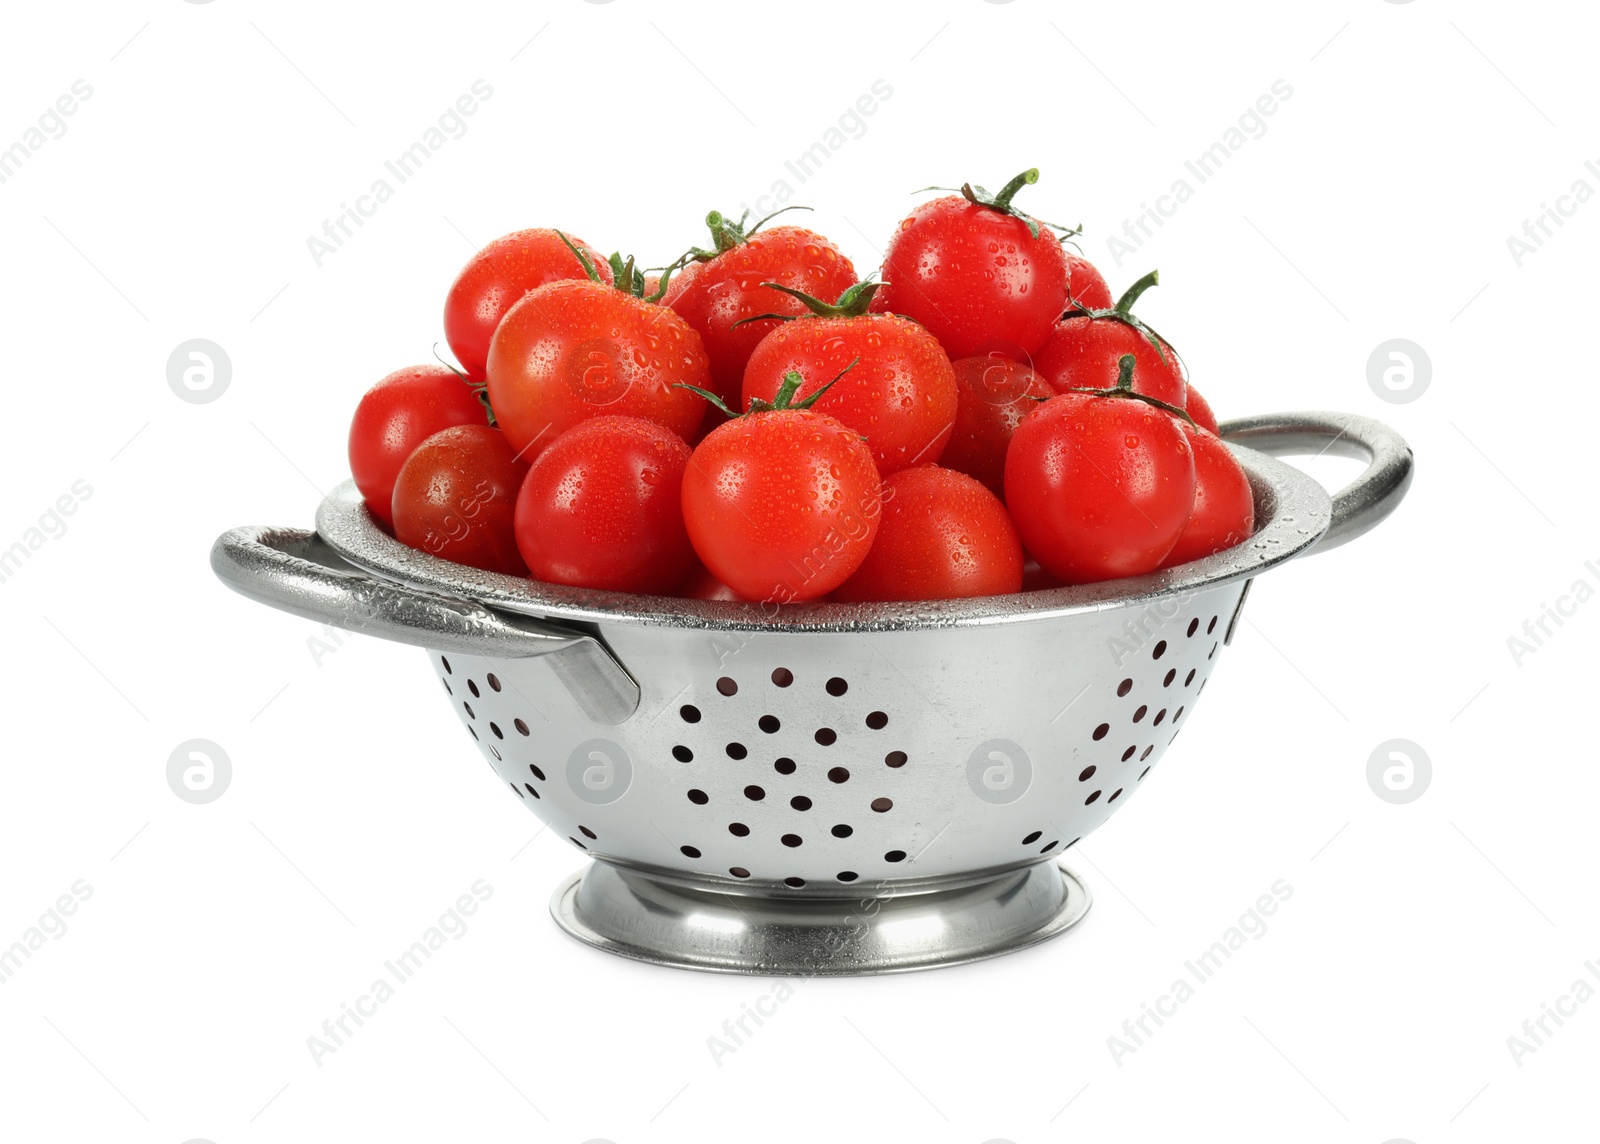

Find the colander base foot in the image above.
[{"left": 550, "top": 860, "right": 1091, "bottom": 976}]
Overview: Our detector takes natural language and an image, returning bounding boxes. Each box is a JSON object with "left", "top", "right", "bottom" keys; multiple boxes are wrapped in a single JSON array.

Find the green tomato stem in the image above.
[
  {"left": 1065, "top": 353, "right": 1195, "bottom": 426},
  {"left": 554, "top": 230, "right": 602, "bottom": 284},
  {"left": 1115, "top": 353, "right": 1137, "bottom": 391},
  {"left": 1114, "top": 269, "right": 1160, "bottom": 316},
  {"left": 675, "top": 358, "right": 859, "bottom": 420},
  {"left": 752, "top": 279, "right": 880, "bottom": 320},
  {"left": 990, "top": 168, "right": 1040, "bottom": 212}
]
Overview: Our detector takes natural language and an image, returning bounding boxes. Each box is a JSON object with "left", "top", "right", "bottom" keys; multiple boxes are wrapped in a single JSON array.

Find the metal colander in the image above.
[{"left": 212, "top": 412, "right": 1411, "bottom": 975}]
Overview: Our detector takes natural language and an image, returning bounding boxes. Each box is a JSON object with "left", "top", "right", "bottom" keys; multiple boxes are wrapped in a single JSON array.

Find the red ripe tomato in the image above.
[
  {"left": 348, "top": 365, "right": 489, "bottom": 528},
  {"left": 1033, "top": 270, "right": 1186, "bottom": 407},
  {"left": 833, "top": 467, "right": 1023, "bottom": 602},
  {"left": 1006, "top": 356, "right": 1196, "bottom": 583},
  {"left": 1159, "top": 423, "right": 1254, "bottom": 569},
  {"left": 876, "top": 169, "right": 1070, "bottom": 359},
  {"left": 1021, "top": 558, "right": 1064, "bottom": 592},
  {"left": 1065, "top": 251, "right": 1113, "bottom": 310},
  {"left": 514, "top": 416, "right": 694, "bottom": 594},
  {"left": 941, "top": 355, "right": 1053, "bottom": 497},
  {"left": 682, "top": 373, "right": 883, "bottom": 602},
  {"left": 391, "top": 425, "right": 527, "bottom": 575},
  {"left": 485, "top": 270, "right": 709, "bottom": 464},
  {"left": 742, "top": 283, "right": 956, "bottom": 476},
  {"left": 664, "top": 211, "right": 857, "bottom": 409},
  {"left": 1185, "top": 384, "right": 1220, "bottom": 435},
  {"left": 443, "top": 228, "right": 611, "bottom": 383},
  {"left": 677, "top": 563, "right": 745, "bottom": 601}
]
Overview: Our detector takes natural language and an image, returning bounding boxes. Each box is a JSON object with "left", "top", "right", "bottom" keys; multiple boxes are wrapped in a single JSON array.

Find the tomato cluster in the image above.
[{"left": 346, "top": 170, "right": 1254, "bottom": 604}]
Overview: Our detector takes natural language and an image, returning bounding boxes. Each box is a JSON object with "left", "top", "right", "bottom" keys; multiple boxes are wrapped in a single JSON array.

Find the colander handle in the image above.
[
  {"left": 1220, "top": 411, "right": 1413, "bottom": 553},
  {"left": 210, "top": 526, "right": 641, "bottom": 724}
]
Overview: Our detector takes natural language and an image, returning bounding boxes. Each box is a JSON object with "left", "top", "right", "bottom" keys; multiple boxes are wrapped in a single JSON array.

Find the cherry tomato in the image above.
[
  {"left": 941, "top": 355, "right": 1053, "bottom": 497},
  {"left": 664, "top": 211, "right": 857, "bottom": 409},
  {"left": 443, "top": 228, "right": 611, "bottom": 383},
  {"left": 1034, "top": 270, "right": 1186, "bottom": 407},
  {"left": 1006, "top": 356, "right": 1196, "bottom": 583},
  {"left": 1185, "top": 384, "right": 1220, "bottom": 436},
  {"left": 1021, "top": 558, "right": 1064, "bottom": 592},
  {"left": 1066, "top": 251, "right": 1113, "bottom": 310},
  {"left": 515, "top": 415, "right": 694, "bottom": 594},
  {"left": 833, "top": 467, "right": 1023, "bottom": 602},
  {"left": 677, "top": 562, "right": 746, "bottom": 601},
  {"left": 348, "top": 365, "right": 488, "bottom": 528},
  {"left": 1159, "top": 422, "right": 1254, "bottom": 568},
  {"left": 391, "top": 425, "right": 527, "bottom": 575},
  {"left": 682, "top": 373, "right": 883, "bottom": 602},
  {"left": 742, "top": 282, "right": 956, "bottom": 476},
  {"left": 876, "top": 169, "right": 1070, "bottom": 359},
  {"left": 486, "top": 268, "right": 708, "bottom": 464}
]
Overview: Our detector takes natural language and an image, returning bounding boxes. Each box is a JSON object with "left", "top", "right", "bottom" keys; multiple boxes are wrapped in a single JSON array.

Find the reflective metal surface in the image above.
[
  {"left": 307, "top": 437, "right": 1338, "bottom": 633},
  {"left": 211, "top": 410, "right": 1412, "bottom": 974},
  {"left": 416, "top": 578, "right": 1247, "bottom": 891},
  {"left": 210, "top": 526, "right": 640, "bottom": 724},
  {"left": 1220, "top": 411, "right": 1414, "bottom": 551},
  {"left": 551, "top": 860, "right": 1091, "bottom": 975}
]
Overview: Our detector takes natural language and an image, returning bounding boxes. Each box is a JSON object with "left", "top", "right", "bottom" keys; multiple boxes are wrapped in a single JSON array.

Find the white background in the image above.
[{"left": 2, "top": 1, "right": 1595, "bottom": 1141}]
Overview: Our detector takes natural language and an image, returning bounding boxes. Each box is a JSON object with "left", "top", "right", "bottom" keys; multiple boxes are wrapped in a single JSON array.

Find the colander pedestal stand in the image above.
[{"left": 551, "top": 859, "right": 1091, "bottom": 975}]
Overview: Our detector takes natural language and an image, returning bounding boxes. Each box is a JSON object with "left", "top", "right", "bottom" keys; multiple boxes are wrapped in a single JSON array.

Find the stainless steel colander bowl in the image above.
[{"left": 212, "top": 412, "right": 1411, "bottom": 975}]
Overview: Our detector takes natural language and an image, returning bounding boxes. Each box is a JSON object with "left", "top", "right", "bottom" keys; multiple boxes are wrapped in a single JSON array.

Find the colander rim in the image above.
[{"left": 313, "top": 443, "right": 1331, "bottom": 633}]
